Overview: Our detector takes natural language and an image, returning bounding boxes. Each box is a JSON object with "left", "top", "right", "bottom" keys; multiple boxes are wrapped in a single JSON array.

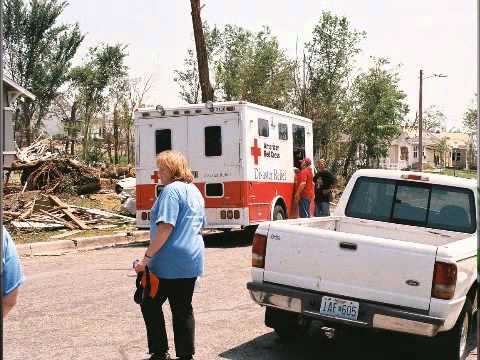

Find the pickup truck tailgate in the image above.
[{"left": 263, "top": 223, "right": 438, "bottom": 311}]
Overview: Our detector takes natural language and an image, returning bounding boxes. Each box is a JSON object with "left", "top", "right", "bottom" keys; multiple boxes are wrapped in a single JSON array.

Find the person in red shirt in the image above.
[
  {"left": 292, "top": 167, "right": 301, "bottom": 217},
  {"left": 294, "top": 158, "right": 314, "bottom": 218}
]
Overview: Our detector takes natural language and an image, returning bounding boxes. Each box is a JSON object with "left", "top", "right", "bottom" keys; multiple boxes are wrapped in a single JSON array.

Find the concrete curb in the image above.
[{"left": 17, "top": 230, "right": 149, "bottom": 256}]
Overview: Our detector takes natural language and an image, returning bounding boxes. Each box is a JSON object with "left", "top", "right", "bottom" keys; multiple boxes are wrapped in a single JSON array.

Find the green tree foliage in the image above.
[
  {"left": 70, "top": 44, "right": 128, "bottom": 162},
  {"left": 422, "top": 106, "right": 446, "bottom": 132},
  {"left": 174, "top": 23, "right": 221, "bottom": 104},
  {"left": 343, "top": 58, "right": 408, "bottom": 176},
  {"left": 175, "top": 24, "right": 294, "bottom": 110},
  {"left": 174, "top": 49, "right": 201, "bottom": 104},
  {"left": 463, "top": 106, "right": 477, "bottom": 133},
  {"left": 433, "top": 136, "right": 450, "bottom": 168},
  {"left": 300, "top": 11, "right": 365, "bottom": 159},
  {"left": 3, "top": 0, "right": 84, "bottom": 145},
  {"left": 411, "top": 105, "right": 446, "bottom": 132}
]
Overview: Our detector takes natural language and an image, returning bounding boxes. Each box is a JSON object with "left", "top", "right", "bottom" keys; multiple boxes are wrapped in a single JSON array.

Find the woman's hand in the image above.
[{"left": 134, "top": 258, "right": 149, "bottom": 273}]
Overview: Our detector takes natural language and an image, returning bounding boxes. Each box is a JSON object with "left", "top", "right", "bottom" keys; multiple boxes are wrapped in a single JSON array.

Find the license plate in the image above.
[{"left": 319, "top": 296, "right": 359, "bottom": 321}]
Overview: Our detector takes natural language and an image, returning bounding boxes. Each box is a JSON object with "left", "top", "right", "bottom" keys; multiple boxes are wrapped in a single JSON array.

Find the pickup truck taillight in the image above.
[
  {"left": 431, "top": 262, "right": 457, "bottom": 300},
  {"left": 252, "top": 233, "right": 267, "bottom": 268}
]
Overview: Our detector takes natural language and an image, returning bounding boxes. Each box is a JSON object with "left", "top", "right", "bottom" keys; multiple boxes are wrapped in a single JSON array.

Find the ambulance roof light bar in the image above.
[
  {"left": 155, "top": 105, "right": 166, "bottom": 116},
  {"left": 205, "top": 101, "right": 214, "bottom": 112}
]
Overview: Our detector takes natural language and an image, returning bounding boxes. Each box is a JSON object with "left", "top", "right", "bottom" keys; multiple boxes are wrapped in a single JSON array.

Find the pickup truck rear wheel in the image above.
[
  {"left": 433, "top": 299, "right": 472, "bottom": 360},
  {"left": 265, "top": 307, "right": 310, "bottom": 341}
]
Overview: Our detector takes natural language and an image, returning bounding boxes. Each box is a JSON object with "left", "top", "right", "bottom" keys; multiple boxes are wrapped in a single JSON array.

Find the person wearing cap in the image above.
[
  {"left": 313, "top": 159, "right": 335, "bottom": 217},
  {"left": 2, "top": 227, "right": 24, "bottom": 318},
  {"left": 294, "top": 158, "right": 314, "bottom": 218}
]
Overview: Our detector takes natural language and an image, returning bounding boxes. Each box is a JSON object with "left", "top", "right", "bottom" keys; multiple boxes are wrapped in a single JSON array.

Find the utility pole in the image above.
[
  {"left": 418, "top": 69, "right": 423, "bottom": 171},
  {"left": 190, "top": 0, "right": 214, "bottom": 103}
]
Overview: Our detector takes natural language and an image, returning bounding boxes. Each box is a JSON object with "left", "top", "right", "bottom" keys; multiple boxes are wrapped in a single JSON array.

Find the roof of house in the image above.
[{"left": 3, "top": 76, "right": 35, "bottom": 100}]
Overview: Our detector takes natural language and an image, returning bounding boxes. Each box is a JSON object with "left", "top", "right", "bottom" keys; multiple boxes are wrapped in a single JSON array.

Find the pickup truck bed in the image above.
[{"left": 248, "top": 170, "right": 477, "bottom": 360}]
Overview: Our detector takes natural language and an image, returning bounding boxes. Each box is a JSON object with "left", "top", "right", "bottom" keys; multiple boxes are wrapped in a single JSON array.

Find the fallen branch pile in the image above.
[
  {"left": 12, "top": 158, "right": 100, "bottom": 195},
  {"left": 16, "top": 138, "right": 57, "bottom": 163},
  {"left": 3, "top": 193, "right": 134, "bottom": 231}
]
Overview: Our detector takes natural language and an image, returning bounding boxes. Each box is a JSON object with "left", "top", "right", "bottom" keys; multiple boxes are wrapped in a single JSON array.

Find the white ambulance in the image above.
[{"left": 134, "top": 101, "right": 313, "bottom": 229}]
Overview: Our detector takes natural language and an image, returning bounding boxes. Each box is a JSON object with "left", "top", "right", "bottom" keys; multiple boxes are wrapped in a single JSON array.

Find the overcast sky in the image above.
[{"left": 60, "top": 0, "right": 476, "bottom": 129}]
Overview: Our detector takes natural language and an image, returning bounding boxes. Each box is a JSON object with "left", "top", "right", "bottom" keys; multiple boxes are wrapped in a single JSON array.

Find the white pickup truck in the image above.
[{"left": 247, "top": 169, "right": 477, "bottom": 360}]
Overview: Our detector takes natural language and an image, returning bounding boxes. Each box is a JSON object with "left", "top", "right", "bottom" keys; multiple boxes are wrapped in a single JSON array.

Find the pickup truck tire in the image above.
[
  {"left": 433, "top": 299, "right": 472, "bottom": 360},
  {"left": 273, "top": 205, "right": 286, "bottom": 221},
  {"left": 265, "top": 307, "right": 310, "bottom": 341}
]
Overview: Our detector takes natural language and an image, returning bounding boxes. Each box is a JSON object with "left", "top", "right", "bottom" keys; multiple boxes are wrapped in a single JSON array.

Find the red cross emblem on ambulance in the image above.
[
  {"left": 250, "top": 138, "right": 262, "bottom": 165},
  {"left": 151, "top": 170, "right": 161, "bottom": 183}
]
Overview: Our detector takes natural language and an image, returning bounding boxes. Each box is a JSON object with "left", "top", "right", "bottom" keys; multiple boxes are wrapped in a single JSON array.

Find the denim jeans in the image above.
[
  {"left": 315, "top": 201, "right": 330, "bottom": 217},
  {"left": 140, "top": 277, "right": 196, "bottom": 358},
  {"left": 299, "top": 197, "right": 311, "bottom": 218}
]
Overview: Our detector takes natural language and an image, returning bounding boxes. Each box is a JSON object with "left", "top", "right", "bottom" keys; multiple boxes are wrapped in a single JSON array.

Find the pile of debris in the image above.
[
  {"left": 4, "top": 192, "right": 134, "bottom": 231},
  {"left": 16, "top": 138, "right": 58, "bottom": 163},
  {"left": 11, "top": 139, "right": 101, "bottom": 195},
  {"left": 13, "top": 158, "right": 100, "bottom": 194}
]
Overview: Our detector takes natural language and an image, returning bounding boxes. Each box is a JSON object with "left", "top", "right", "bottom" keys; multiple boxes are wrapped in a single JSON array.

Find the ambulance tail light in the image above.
[
  {"left": 252, "top": 233, "right": 267, "bottom": 268},
  {"left": 432, "top": 262, "right": 457, "bottom": 300},
  {"left": 141, "top": 211, "right": 148, "bottom": 221},
  {"left": 227, "top": 210, "right": 233, "bottom": 219},
  {"left": 220, "top": 210, "right": 227, "bottom": 219},
  {"left": 234, "top": 210, "right": 240, "bottom": 219}
]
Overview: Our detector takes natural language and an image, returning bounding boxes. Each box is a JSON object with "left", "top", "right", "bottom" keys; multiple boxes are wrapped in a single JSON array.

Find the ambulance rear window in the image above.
[
  {"left": 205, "top": 126, "right": 222, "bottom": 156},
  {"left": 155, "top": 129, "right": 172, "bottom": 154},
  {"left": 278, "top": 123, "right": 288, "bottom": 140},
  {"left": 258, "top": 118, "right": 269, "bottom": 137}
]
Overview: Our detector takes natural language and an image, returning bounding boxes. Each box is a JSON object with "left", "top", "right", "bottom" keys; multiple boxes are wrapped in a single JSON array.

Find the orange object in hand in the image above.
[{"left": 141, "top": 269, "right": 160, "bottom": 298}]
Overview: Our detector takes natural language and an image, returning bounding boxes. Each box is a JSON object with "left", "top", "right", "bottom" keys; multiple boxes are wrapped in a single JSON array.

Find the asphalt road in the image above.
[{"left": 5, "top": 231, "right": 478, "bottom": 360}]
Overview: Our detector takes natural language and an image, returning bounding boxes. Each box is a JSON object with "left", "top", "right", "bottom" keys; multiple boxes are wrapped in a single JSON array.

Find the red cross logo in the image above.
[
  {"left": 250, "top": 138, "right": 262, "bottom": 165},
  {"left": 151, "top": 170, "right": 161, "bottom": 183}
]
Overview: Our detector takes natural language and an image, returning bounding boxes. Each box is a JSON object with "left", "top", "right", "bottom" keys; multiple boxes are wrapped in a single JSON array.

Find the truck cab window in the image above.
[
  {"left": 205, "top": 126, "right": 222, "bottom": 156},
  {"left": 392, "top": 184, "right": 429, "bottom": 225},
  {"left": 278, "top": 123, "right": 288, "bottom": 140},
  {"left": 346, "top": 177, "right": 395, "bottom": 221},
  {"left": 292, "top": 124, "right": 305, "bottom": 168},
  {"left": 347, "top": 177, "right": 476, "bottom": 233},
  {"left": 258, "top": 118, "right": 269, "bottom": 137},
  {"left": 155, "top": 129, "right": 172, "bottom": 154},
  {"left": 427, "top": 187, "right": 475, "bottom": 233}
]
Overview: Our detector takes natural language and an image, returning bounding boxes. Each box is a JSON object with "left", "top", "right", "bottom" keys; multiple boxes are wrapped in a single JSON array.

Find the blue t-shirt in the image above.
[
  {"left": 149, "top": 181, "right": 206, "bottom": 279},
  {"left": 3, "top": 227, "right": 24, "bottom": 296}
]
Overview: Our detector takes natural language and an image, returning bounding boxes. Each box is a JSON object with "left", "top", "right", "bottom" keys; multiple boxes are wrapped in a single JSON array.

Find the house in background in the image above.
[
  {"left": 2, "top": 77, "right": 36, "bottom": 168},
  {"left": 380, "top": 126, "right": 473, "bottom": 170}
]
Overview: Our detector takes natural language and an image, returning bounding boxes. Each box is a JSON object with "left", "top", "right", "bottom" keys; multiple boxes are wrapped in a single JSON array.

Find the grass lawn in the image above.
[
  {"left": 11, "top": 224, "right": 136, "bottom": 245},
  {"left": 425, "top": 168, "right": 477, "bottom": 179}
]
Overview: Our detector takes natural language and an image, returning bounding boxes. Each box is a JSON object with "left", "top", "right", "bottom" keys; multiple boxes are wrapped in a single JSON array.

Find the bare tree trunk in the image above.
[
  {"left": 69, "top": 101, "right": 78, "bottom": 156},
  {"left": 21, "top": 103, "right": 35, "bottom": 146},
  {"left": 342, "top": 141, "right": 358, "bottom": 178},
  {"left": 190, "top": 0, "right": 214, "bottom": 102},
  {"left": 113, "top": 105, "right": 119, "bottom": 165},
  {"left": 126, "top": 127, "right": 131, "bottom": 164}
]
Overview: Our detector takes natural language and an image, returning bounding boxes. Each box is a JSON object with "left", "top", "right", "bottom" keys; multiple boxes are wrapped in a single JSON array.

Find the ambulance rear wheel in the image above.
[{"left": 273, "top": 205, "right": 286, "bottom": 221}]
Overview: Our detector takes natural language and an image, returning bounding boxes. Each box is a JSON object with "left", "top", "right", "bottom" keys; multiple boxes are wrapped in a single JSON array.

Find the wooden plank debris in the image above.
[{"left": 49, "top": 195, "right": 90, "bottom": 230}]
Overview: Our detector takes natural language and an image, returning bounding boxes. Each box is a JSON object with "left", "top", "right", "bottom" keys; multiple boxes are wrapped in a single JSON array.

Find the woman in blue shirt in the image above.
[
  {"left": 3, "top": 227, "right": 24, "bottom": 318},
  {"left": 135, "top": 151, "right": 205, "bottom": 360}
]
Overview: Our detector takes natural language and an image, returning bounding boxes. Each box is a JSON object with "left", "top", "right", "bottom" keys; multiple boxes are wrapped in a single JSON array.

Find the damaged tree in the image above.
[{"left": 190, "top": 0, "right": 214, "bottom": 102}]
